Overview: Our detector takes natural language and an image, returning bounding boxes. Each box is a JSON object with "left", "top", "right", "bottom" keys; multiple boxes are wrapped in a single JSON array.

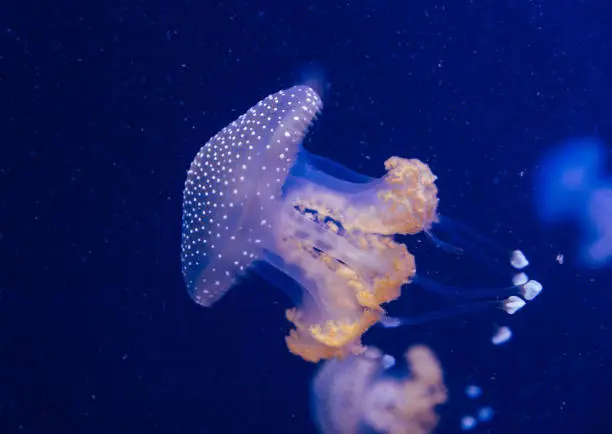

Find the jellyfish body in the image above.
[
  {"left": 534, "top": 137, "right": 612, "bottom": 267},
  {"left": 181, "top": 85, "right": 438, "bottom": 362},
  {"left": 310, "top": 345, "right": 447, "bottom": 434},
  {"left": 181, "top": 85, "right": 541, "bottom": 364}
]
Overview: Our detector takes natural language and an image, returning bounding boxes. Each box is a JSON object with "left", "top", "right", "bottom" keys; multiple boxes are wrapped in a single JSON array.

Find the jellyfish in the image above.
[
  {"left": 181, "top": 85, "right": 540, "bottom": 363},
  {"left": 535, "top": 138, "right": 604, "bottom": 223},
  {"left": 534, "top": 137, "right": 612, "bottom": 267},
  {"left": 310, "top": 344, "right": 447, "bottom": 434}
]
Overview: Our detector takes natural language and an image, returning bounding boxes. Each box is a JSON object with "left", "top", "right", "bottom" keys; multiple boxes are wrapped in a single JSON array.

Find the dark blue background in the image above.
[{"left": 2, "top": 1, "right": 611, "bottom": 433}]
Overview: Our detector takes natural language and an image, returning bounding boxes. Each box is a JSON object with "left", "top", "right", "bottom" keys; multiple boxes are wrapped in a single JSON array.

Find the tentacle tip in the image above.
[
  {"left": 503, "top": 295, "right": 526, "bottom": 315},
  {"left": 521, "top": 280, "right": 543, "bottom": 301},
  {"left": 491, "top": 325, "right": 513, "bottom": 345},
  {"left": 510, "top": 249, "right": 529, "bottom": 269},
  {"left": 512, "top": 272, "right": 528, "bottom": 286}
]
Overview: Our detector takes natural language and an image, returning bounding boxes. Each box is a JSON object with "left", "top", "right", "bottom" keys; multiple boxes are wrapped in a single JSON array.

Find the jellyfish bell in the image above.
[{"left": 181, "top": 85, "right": 324, "bottom": 307}]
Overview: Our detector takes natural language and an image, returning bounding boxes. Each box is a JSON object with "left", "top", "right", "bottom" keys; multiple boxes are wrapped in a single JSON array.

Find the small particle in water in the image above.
[
  {"left": 477, "top": 406, "right": 494, "bottom": 422},
  {"left": 510, "top": 249, "right": 529, "bottom": 269},
  {"left": 381, "top": 354, "right": 396, "bottom": 369},
  {"left": 465, "top": 384, "right": 482, "bottom": 399},
  {"left": 461, "top": 415, "right": 478, "bottom": 431},
  {"left": 491, "top": 325, "right": 512, "bottom": 345}
]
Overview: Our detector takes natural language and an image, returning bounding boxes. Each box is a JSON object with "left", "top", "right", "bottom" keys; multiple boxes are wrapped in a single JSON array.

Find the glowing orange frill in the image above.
[{"left": 276, "top": 157, "right": 439, "bottom": 362}]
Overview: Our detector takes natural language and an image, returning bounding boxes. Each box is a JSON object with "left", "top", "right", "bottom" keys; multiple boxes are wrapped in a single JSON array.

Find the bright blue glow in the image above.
[
  {"left": 297, "top": 62, "right": 327, "bottom": 99},
  {"left": 579, "top": 183, "right": 612, "bottom": 267},
  {"left": 465, "top": 384, "right": 482, "bottom": 399},
  {"left": 535, "top": 138, "right": 604, "bottom": 223},
  {"left": 534, "top": 137, "right": 612, "bottom": 267},
  {"left": 460, "top": 415, "right": 478, "bottom": 431},
  {"left": 477, "top": 406, "right": 494, "bottom": 422}
]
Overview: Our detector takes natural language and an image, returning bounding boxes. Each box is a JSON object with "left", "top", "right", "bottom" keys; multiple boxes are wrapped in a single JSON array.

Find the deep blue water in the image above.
[{"left": 2, "top": 1, "right": 612, "bottom": 433}]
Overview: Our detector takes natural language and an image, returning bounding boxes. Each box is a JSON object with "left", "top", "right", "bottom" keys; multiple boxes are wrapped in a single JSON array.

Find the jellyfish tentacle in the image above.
[
  {"left": 425, "top": 230, "right": 465, "bottom": 255},
  {"left": 413, "top": 275, "right": 520, "bottom": 299},
  {"left": 379, "top": 300, "right": 510, "bottom": 328},
  {"left": 414, "top": 212, "right": 543, "bottom": 321},
  {"left": 427, "top": 215, "right": 528, "bottom": 276}
]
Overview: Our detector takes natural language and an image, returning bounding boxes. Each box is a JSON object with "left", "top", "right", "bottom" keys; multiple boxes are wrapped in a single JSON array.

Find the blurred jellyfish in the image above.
[
  {"left": 465, "top": 384, "right": 482, "bottom": 399},
  {"left": 582, "top": 184, "right": 612, "bottom": 266},
  {"left": 535, "top": 137, "right": 612, "bottom": 267},
  {"left": 311, "top": 345, "right": 447, "bottom": 434},
  {"left": 535, "top": 138, "right": 604, "bottom": 222}
]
